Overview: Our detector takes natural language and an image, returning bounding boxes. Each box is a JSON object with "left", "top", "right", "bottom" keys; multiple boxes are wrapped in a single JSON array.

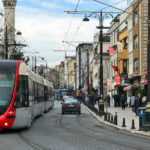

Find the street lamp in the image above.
[
  {"left": 145, "top": 0, "right": 150, "bottom": 130},
  {"left": 83, "top": 11, "right": 111, "bottom": 116},
  {"left": 65, "top": 9, "right": 120, "bottom": 115},
  {"left": 4, "top": 26, "right": 25, "bottom": 59}
]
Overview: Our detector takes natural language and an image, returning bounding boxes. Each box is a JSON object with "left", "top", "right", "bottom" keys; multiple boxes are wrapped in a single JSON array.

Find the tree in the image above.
[{"left": 9, "top": 41, "right": 30, "bottom": 64}]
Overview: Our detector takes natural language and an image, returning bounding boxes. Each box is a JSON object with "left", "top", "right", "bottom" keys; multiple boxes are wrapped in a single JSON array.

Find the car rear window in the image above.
[{"left": 65, "top": 99, "right": 78, "bottom": 104}]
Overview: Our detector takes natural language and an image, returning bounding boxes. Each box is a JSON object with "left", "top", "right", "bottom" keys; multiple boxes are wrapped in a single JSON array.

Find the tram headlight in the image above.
[
  {"left": 4, "top": 122, "right": 8, "bottom": 126},
  {"left": 9, "top": 110, "right": 13, "bottom": 114}
]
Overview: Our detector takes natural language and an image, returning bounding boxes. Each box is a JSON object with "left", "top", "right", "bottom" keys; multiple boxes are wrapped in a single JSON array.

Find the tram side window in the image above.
[
  {"left": 39, "top": 84, "right": 44, "bottom": 102},
  {"left": 28, "top": 77, "right": 34, "bottom": 102},
  {"left": 14, "top": 75, "right": 29, "bottom": 107},
  {"left": 44, "top": 86, "right": 48, "bottom": 101},
  {"left": 34, "top": 82, "right": 38, "bottom": 104},
  {"left": 49, "top": 87, "right": 52, "bottom": 101}
]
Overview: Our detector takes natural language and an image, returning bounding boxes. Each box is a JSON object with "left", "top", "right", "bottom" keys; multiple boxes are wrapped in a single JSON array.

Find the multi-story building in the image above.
[
  {"left": 124, "top": 0, "right": 148, "bottom": 94},
  {"left": 66, "top": 56, "right": 76, "bottom": 90},
  {"left": 76, "top": 43, "right": 93, "bottom": 94},
  {"left": 92, "top": 32, "right": 110, "bottom": 97},
  {"left": 59, "top": 61, "right": 66, "bottom": 88},
  {"left": 107, "top": 15, "right": 120, "bottom": 100}
]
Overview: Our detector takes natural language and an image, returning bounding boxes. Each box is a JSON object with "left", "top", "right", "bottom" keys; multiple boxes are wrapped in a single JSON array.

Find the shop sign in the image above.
[
  {"left": 107, "top": 79, "right": 112, "bottom": 89},
  {"left": 108, "top": 47, "right": 114, "bottom": 55},
  {"left": 115, "top": 74, "right": 120, "bottom": 85}
]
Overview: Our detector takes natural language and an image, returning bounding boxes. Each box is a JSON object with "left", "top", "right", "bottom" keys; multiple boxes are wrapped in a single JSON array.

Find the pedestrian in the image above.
[
  {"left": 84, "top": 95, "right": 89, "bottom": 106},
  {"left": 141, "top": 96, "right": 147, "bottom": 107},
  {"left": 116, "top": 95, "right": 120, "bottom": 107},
  {"left": 127, "top": 95, "right": 131, "bottom": 107},
  {"left": 135, "top": 93, "right": 141, "bottom": 115},
  {"left": 131, "top": 95, "right": 135, "bottom": 112},
  {"left": 107, "top": 94, "right": 110, "bottom": 107},
  {"left": 120, "top": 94, "right": 126, "bottom": 110},
  {"left": 114, "top": 95, "right": 117, "bottom": 107},
  {"left": 90, "top": 93, "right": 95, "bottom": 109}
]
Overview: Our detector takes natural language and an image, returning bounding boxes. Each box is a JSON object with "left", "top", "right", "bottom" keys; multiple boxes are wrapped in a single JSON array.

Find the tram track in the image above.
[
  {"left": 18, "top": 132, "right": 43, "bottom": 150},
  {"left": 18, "top": 101, "right": 61, "bottom": 150},
  {"left": 59, "top": 114, "right": 143, "bottom": 150}
]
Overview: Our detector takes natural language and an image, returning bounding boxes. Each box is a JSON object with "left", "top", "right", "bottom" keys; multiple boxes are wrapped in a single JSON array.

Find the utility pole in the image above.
[
  {"left": 79, "top": 46, "right": 81, "bottom": 89},
  {"left": 35, "top": 55, "right": 36, "bottom": 73},
  {"left": 87, "top": 50, "right": 90, "bottom": 95},
  {"left": 145, "top": 0, "right": 150, "bottom": 130},
  {"left": 97, "top": 11, "right": 109, "bottom": 116}
]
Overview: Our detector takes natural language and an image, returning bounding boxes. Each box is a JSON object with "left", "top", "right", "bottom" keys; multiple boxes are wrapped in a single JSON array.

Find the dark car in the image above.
[{"left": 61, "top": 98, "right": 81, "bottom": 115}]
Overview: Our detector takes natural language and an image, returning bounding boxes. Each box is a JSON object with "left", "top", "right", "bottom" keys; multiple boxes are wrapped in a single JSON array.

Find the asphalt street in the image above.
[{"left": 1, "top": 101, "right": 150, "bottom": 150}]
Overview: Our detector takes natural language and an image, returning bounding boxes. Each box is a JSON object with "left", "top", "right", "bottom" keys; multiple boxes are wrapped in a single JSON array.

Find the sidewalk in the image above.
[{"left": 83, "top": 103, "right": 150, "bottom": 137}]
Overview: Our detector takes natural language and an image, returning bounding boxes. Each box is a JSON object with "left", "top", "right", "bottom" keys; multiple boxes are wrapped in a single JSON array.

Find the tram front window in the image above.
[{"left": 0, "top": 74, "right": 15, "bottom": 115}]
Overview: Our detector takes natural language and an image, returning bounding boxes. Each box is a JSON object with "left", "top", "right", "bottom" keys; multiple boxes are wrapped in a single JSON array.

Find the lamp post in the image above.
[
  {"left": 65, "top": 9, "right": 120, "bottom": 115},
  {"left": 87, "top": 49, "right": 90, "bottom": 95},
  {"left": 83, "top": 11, "right": 109, "bottom": 115},
  {"left": 145, "top": 0, "right": 150, "bottom": 130},
  {"left": 4, "top": 26, "right": 24, "bottom": 59},
  {"left": 97, "top": 11, "right": 110, "bottom": 116}
]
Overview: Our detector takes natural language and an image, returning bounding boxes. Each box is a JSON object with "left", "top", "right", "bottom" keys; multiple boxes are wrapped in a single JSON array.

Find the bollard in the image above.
[
  {"left": 122, "top": 118, "right": 126, "bottom": 127},
  {"left": 131, "top": 119, "right": 135, "bottom": 129},
  {"left": 107, "top": 114, "right": 110, "bottom": 122},
  {"left": 114, "top": 112, "right": 118, "bottom": 125},
  {"left": 110, "top": 115, "right": 113, "bottom": 124},
  {"left": 104, "top": 113, "right": 107, "bottom": 121}
]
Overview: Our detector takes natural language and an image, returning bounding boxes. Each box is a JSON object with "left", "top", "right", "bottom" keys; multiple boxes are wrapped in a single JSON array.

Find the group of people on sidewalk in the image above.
[
  {"left": 105, "top": 93, "right": 147, "bottom": 115},
  {"left": 76, "top": 89, "right": 147, "bottom": 117}
]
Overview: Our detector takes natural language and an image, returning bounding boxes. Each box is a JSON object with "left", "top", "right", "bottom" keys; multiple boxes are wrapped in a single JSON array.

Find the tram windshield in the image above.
[{"left": 0, "top": 74, "right": 15, "bottom": 107}]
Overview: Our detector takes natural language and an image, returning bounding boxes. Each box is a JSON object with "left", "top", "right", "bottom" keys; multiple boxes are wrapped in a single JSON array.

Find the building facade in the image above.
[
  {"left": 66, "top": 56, "right": 76, "bottom": 90},
  {"left": 76, "top": 43, "right": 93, "bottom": 94}
]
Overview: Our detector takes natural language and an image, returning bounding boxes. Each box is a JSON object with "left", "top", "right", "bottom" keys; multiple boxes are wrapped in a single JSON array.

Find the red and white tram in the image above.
[{"left": 0, "top": 60, "right": 54, "bottom": 131}]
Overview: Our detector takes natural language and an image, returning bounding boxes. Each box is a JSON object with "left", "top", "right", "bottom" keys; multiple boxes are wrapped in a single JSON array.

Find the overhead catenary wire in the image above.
[
  {"left": 62, "top": 0, "right": 81, "bottom": 52},
  {"left": 64, "top": 0, "right": 129, "bottom": 50},
  {"left": 63, "top": 0, "right": 81, "bottom": 42}
]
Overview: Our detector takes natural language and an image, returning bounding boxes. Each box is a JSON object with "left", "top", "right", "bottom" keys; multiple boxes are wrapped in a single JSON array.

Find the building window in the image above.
[
  {"left": 133, "top": 13, "right": 138, "bottom": 26},
  {"left": 123, "top": 38, "right": 128, "bottom": 48},
  {"left": 133, "top": 35, "right": 138, "bottom": 49},
  {"left": 123, "top": 60, "right": 127, "bottom": 74},
  {"left": 134, "top": 58, "right": 138, "bottom": 72},
  {"left": 103, "top": 35, "right": 110, "bottom": 42},
  {"left": 74, "top": 63, "right": 76, "bottom": 69}
]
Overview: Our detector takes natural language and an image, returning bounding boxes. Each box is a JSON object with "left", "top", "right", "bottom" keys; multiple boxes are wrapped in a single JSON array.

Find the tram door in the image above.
[{"left": 12, "top": 75, "right": 31, "bottom": 128}]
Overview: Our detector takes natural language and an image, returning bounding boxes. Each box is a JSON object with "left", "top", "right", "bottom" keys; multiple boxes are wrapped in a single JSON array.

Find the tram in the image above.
[{"left": 0, "top": 60, "right": 54, "bottom": 131}]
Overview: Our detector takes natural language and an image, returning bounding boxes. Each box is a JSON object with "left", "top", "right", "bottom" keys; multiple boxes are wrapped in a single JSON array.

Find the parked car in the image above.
[{"left": 61, "top": 98, "right": 81, "bottom": 115}]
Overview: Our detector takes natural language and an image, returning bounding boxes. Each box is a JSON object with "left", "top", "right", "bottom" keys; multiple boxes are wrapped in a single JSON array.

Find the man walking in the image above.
[
  {"left": 107, "top": 94, "right": 110, "bottom": 107},
  {"left": 121, "top": 94, "right": 126, "bottom": 110}
]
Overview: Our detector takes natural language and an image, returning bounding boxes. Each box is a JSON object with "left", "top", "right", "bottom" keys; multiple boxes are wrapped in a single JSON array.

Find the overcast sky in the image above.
[{"left": 0, "top": 0, "right": 128, "bottom": 67}]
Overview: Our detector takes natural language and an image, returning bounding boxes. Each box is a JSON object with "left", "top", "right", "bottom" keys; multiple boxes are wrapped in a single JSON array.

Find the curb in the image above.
[{"left": 82, "top": 104, "right": 150, "bottom": 137}]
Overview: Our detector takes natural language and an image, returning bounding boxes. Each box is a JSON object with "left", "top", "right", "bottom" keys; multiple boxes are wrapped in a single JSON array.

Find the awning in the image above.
[
  {"left": 108, "top": 88, "right": 117, "bottom": 92},
  {"left": 123, "top": 85, "right": 132, "bottom": 91}
]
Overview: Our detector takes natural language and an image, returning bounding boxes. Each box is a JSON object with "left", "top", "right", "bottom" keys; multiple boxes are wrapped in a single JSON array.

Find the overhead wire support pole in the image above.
[
  {"left": 87, "top": 50, "right": 89, "bottom": 95},
  {"left": 64, "top": 8, "right": 115, "bottom": 116},
  {"left": 145, "top": 0, "right": 150, "bottom": 130},
  {"left": 79, "top": 46, "right": 81, "bottom": 89}
]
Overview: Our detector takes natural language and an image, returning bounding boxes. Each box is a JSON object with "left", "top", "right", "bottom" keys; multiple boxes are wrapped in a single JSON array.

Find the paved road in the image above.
[
  {"left": 1, "top": 101, "right": 150, "bottom": 150},
  {"left": 20, "top": 101, "right": 150, "bottom": 150},
  {"left": 0, "top": 131, "right": 36, "bottom": 150}
]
